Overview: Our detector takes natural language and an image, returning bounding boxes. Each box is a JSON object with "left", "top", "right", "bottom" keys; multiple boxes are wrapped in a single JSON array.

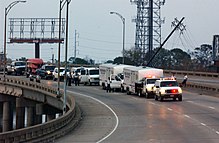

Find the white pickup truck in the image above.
[{"left": 6, "top": 61, "right": 26, "bottom": 75}]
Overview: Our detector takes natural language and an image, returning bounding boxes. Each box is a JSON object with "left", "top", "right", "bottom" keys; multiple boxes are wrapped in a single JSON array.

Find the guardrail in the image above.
[
  {"left": 164, "top": 69, "right": 219, "bottom": 78},
  {"left": 0, "top": 77, "right": 81, "bottom": 142}
]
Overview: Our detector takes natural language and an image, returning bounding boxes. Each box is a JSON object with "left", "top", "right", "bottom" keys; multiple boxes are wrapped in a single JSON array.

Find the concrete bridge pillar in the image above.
[
  {"left": 35, "top": 103, "right": 43, "bottom": 125},
  {"left": 46, "top": 114, "right": 56, "bottom": 121},
  {"left": 16, "top": 97, "right": 25, "bottom": 129},
  {"left": 0, "top": 102, "right": 3, "bottom": 132},
  {"left": 3, "top": 101, "right": 13, "bottom": 132},
  {"left": 27, "top": 107, "right": 34, "bottom": 127}
]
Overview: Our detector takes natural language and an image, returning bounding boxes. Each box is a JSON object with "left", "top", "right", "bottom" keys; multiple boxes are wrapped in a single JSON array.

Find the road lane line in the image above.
[
  {"left": 184, "top": 115, "right": 191, "bottom": 118},
  {"left": 208, "top": 106, "right": 215, "bottom": 110},
  {"left": 149, "top": 100, "right": 219, "bottom": 135},
  {"left": 69, "top": 91, "right": 119, "bottom": 143}
]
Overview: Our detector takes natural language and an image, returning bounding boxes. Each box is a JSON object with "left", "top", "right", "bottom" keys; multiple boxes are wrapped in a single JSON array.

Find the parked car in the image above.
[
  {"left": 6, "top": 61, "right": 26, "bottom": 75},
  {"left": 36, "top": 65, "right": 56, "bottom": 79}
]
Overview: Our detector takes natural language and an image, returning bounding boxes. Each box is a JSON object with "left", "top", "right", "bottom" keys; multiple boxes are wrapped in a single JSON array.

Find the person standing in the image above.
[
  {"left": 182, "top": 74, "right": 188, "bottom": 87},
  {"left": 106, "top": 77, "right": 111, "bottom": 92},
  {"left": 74, "top": 72, "right": 80, "bottom": 86},
  {"left": 171, "top": 73, "right": 176, "bottom": 80}
]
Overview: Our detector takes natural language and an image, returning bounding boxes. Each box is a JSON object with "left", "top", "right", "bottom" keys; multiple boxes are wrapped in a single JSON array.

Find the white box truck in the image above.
[
  {"left": 123, "top": 66, "right": 163, "bottom": 97},
  {"left": 99, "top": 64, "right": 132, "bottom": 91}
]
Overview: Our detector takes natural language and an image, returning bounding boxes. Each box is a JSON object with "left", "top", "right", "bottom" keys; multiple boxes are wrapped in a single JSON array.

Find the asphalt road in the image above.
[
  {"left": 2, "top": 75, "right": 219, "bottom": 143},
  {"left": 52, "top": 82, "right": 219, "bottom": 143}
]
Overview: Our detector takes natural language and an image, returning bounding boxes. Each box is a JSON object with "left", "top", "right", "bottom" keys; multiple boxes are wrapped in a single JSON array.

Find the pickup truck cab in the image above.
[
  {"left": 142, "top": 78, "right": 160, "bottom": 98},
  {"left": 154, "top": 79, "right": 182, "bottom": 101}
]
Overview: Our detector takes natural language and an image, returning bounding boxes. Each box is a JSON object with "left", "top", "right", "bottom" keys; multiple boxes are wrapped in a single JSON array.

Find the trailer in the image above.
[
  {"left": 123, "top": 66, "right": 163, "bottom": 97},
  {"left": 99, "top": 64, "right": 132, "bottom": 91}
]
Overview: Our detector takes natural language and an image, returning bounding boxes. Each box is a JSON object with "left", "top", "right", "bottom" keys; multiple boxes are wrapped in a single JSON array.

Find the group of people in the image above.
[
  {"left": 171, "top": 73, "right": 188, "bottom": 87},
  {"left": 66, "top": 72, "right": 81, "bottom": 86}
]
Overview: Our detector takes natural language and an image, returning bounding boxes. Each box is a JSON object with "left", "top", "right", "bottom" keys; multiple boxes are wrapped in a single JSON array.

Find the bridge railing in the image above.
[
  {"left": 0, "top": 76, "right": 81, "bottom": 142},
  {"left": 164, "top": 69, "right": 219, "bottom": 78}
]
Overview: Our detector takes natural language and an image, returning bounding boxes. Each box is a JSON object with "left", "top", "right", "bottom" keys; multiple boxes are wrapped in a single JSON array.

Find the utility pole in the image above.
[{"left": 74, "top": 30, "right": 79, "bottom": 64}]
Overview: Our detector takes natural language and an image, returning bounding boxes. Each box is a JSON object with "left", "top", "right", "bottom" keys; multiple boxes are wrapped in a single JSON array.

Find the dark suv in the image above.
[{"left": 36, "top": 65, "right": 56, "bottom": 79}]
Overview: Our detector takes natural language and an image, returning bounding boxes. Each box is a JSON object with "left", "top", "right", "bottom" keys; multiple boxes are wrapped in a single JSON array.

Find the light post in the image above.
[
  {"left": 110, "top": 11, "right": 125, "bottom": 64},
  {"left": 57, "top": 0, "right": 71, "bottom": 114},
  {"left": 3, "top": 0, "right": 26, "bottom": 81},
  {"left": 63, "top": 0, "right": 71, "bottom": 114}
]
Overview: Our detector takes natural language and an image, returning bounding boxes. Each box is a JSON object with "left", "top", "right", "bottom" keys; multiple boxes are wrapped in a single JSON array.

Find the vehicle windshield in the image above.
[
  {"left": 89, "top": 69, "right": 99, "bottom": 75},
  {"left": 45, "top": 66, "right": 56, "bottom": 70},
  {"left": 15, "top": 62, "right": 26, "bottom": 66},
  {"left": 147, "top": 79, "right": 159, "bottom": 84},
  {"left": 160, "top": 81, "right": 178, "bottom": 87},
  {"left": 60, "top": 69, "right": 65, "bottom": 72}
]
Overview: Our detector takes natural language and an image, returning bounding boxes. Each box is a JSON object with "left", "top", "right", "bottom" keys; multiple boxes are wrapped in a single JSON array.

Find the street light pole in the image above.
[
  {"left": 110, "top": 11, "right": 125, "bottom": 64},
  {"left": 57, "top": 0, "right": 67, "bottom": 98},
  {"left": 3, "top": 0, "right": 26, "bottom": 81},
  {"left": 57, "top": 0, "right": 71, "bottom": 114},
  {"left": 63, "top": 0, "right": 71, "bottom": 114}
]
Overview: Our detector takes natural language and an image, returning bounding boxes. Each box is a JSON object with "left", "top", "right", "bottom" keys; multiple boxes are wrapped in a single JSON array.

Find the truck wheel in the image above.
[
  {"left": 154, "top": 95, "right": 158, "bottom": 101},
  {"left": 126, "top": 88, "right": 131, "bottom": 95},
  {"left": 138, "top": 91, "right": 141, "bottom": 97},
  {"left": 178, "top": 96, "right": 182, "bottom": 101},
  {"left": 160, "top": 96, "right": 163, "bottom": 102},
  {"left": 145, "top": 92, "right": 148, "bottom": 98},
  {"left": 53, "top": 76, "right": 57, "bottom": 81}
]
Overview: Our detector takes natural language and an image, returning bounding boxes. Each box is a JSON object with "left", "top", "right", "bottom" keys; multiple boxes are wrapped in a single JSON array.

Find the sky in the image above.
[{"left": 1, "top": 0, "right": 219, "bottom": 63}]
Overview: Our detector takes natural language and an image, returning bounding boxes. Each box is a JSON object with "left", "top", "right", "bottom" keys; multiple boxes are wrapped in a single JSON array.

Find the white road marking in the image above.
[
  {"left": 149, "top": 102, "right": 156, "bottom": 105},
  {"left": 69, "top": 91, "right": 119, "bottom": 143},
  {"left": 187, "top": 101, "right": 216, "bottom": 111},
  {"left": 187, "top": 101, "right": 194, "bottom": 103},
  {"left": 208, "top": 106, "right": 215, "bottom": 110},
  {"left": 184, "top": 115, "right": 191, "bottom": 118},
  {"left": 149, "top": 100, "right": 219, "bottom": 135}
]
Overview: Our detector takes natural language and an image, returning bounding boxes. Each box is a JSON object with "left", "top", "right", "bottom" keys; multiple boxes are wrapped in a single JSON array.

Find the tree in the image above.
[
  {"left": 113, "top": 56, "right": 134, "bottom": 65},
  {"left": 191, "top": 44, "right": 213, "bottom": 70},
  {"left": 124, "top": 47, "right": 144, "bottom": 66},
  {"left": 170, "top": 48, "right": 192, "bottom": 70}
]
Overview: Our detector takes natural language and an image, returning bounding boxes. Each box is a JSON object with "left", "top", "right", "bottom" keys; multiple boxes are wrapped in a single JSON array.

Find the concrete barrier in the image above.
[{"left": 0, "top": 77, "right": 81, "bottom": 142}]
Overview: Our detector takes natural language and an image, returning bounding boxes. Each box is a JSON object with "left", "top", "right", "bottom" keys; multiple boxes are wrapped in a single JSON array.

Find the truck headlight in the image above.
[
  {"left": 47, "top": 71, "right": 51, "bottom": 74},
  {"left": 178, "top": 88, "right": 182, "bottom": 94},
  {"left": 160, "top": 88, "right": 166, "bottom": 95}
]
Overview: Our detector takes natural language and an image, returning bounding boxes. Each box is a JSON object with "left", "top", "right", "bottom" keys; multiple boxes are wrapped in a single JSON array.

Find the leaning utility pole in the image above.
[{"left": 131, "top": 0, "right": 165, "bottom": 65}]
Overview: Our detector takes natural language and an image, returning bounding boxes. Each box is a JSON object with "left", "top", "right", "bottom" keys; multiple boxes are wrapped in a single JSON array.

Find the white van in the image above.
[{"left": 84, "top": 67, "right": 100, "bottom": 85}]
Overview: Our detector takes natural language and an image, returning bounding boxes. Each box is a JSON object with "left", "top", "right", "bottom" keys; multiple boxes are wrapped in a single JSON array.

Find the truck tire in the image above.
[
  {"left": 155, "top": 95, "right": 158, "bottom": 101},
  {"left": 126, "top": 88, "right": 131, "bottom": 95},
  {"left": 145, "top": 91, "right": 149, "bottom": 99},
  {"left": 178, "top": 96, "right": 182, "bottom": 101}
]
